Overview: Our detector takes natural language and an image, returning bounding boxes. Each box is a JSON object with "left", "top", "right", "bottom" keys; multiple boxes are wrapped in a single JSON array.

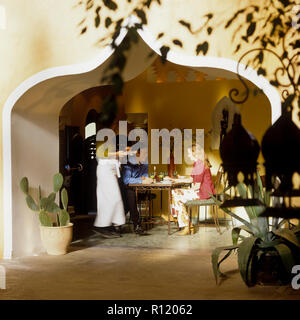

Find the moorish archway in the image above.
[{"left": 2, "top": 18, "right": 281, "bottom": 258}]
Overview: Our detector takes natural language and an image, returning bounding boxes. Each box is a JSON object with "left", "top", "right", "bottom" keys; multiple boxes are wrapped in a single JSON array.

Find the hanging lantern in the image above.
[
  {"left": 260, "top": 111, "right": 300, "bottom": 218},
  {"left": 220, "top": 26, "right": 299, "bottom": 214},
  {"left": 219, "top": 113, "right": 263, "bottom": 207}
]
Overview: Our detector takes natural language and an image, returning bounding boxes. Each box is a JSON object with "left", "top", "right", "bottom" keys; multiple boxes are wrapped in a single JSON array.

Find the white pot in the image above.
[{"left": 40, "top": 223, "right": 73, "bottom": 255}]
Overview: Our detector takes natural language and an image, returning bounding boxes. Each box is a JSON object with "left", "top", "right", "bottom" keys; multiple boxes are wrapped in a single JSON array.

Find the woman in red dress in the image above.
[{"left": 171, "top": 145, "right": 216, "bottom": 235}]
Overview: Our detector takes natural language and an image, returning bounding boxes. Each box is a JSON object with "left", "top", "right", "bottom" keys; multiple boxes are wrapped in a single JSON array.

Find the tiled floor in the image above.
[
  {"left": 71, "top": 221, "right": 233, "bottom": 251},
  {"left": 0, "top": 223, "right": 299, "bottom": 300}
]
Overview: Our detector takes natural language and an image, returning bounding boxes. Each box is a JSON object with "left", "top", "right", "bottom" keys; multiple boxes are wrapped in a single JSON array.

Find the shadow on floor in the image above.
[{"left": 69, "top": 221, "right": 234, "bottom": 253}]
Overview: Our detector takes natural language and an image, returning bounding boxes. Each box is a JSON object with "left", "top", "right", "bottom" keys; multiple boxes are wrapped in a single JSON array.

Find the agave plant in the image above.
[
  {"left": 20, "top": 173, "right": 70, "bottom": 227},
  {"left": 211, "top": 171, "right": 300, "bottom": 286}
]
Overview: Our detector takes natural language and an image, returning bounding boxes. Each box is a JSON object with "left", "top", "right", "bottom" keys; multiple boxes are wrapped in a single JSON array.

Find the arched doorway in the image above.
[
  {"left": 2, "top": 27, "right": 281, "bottom": 258},
  {"left": 59, "top": 58, "right": 273, "bottom": 242}
]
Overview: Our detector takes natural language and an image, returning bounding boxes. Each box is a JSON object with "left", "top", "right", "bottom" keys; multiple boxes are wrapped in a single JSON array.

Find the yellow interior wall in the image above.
[
  {"left": 123, "top": 69, "right": 271, "bottom": 216},
  {"left": 60, "top": 86, "right": 127, "bottom": 140}
]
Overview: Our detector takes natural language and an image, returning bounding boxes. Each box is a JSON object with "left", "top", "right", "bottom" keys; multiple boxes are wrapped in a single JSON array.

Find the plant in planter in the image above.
[
  {"left": 20, "top": 173, "right": 73, "bottom": 255},
  {"left": 211, "top": 172, "right": 300, "bottom": 286}
]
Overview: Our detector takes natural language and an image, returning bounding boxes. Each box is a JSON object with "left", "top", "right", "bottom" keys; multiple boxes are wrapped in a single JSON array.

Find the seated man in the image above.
[{"left": 121, "top": 144, "right": 152, "bottom": 235}]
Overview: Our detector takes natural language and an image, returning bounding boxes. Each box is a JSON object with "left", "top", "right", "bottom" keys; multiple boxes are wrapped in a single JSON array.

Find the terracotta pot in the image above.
[{"left": 40, "top": 223, "right": 73, "bottom": 255}]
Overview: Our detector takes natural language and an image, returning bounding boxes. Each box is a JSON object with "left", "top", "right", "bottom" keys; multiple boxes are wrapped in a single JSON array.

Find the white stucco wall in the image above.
[{"left": 7, "top": 35, "right": 156, "bottom": 257}]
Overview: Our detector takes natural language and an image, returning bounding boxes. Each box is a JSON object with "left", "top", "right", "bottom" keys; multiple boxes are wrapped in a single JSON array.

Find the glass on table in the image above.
[
  {"left": 158, "top": 172, "right": 164, "bottom": 181},
  {"left": 150, "top": 172, "right": 155, "bottom": 179}
]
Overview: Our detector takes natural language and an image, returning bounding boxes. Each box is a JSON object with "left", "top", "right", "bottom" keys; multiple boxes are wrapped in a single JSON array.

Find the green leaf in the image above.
[
  {"left": 292, "top": 226, "right": 300, "bottom": 234},
  {"left": 257, "top": 67, "right": 266, "bottom": 76},
  {"left": 209, "top": 193, "right": 253, "bottom": 230},
  {"left": 157, "top": 32, "right": 164, "bottom": 39},
  {"left": 277, "top": 219, "right": 287, "bottom": 229},
  {"left": 232, "top": 225, "right": 253, "bottom": 245},
  {"left": 246, "top": 13, "right": 253, "bottom": 22},
  {"left": 270, "top": 80, "right": 279, "bottom": 87},
  {"left": 103, "top": 0, "right": 117, "bottom": 10},
  {"left": 26, "top": 195, "right": 39, "bottom": 211},
  {"left": 274, "top": 229, "right": 300, "bottom": 248},
  {"left": 20, "top": 177, "right": 29, "bottom": 194},
  {"left": 256, "top": 217, "right": 269, "bottom": 238},
  {"left": 134, "top": 8, "right": 147, "bottom": 25},
  {"left": 39, "top": 210, "right": 53, "bottom": 227},
  {"left": 86, "top": 0, "right": 93, "bottom": 10},
  {"left": 61, "top": 188, "right": 68, "bottom": 211},
  {"left": 47, "top": 192, "right": 56, "bottom": 202},
  {"left": 58, "top": 209, "right": 70, "bottom": 227},
  {"left": 144, "top": 0, "right": 151, "bottom": 8},
  {"left": 173, "top": 39, "right": 183, "bottom": 48},
  {"left": 234, "top": 44, "right": 241, "bottom": 53},
  {"left": 255, "top": 51, "right": 264, "bottom": 64},
  {"left": 263, "top": 190, "right": 271, "bottom": 207},
  {"left": 47, "top": 202, "right": 60, "bottom": 214},
  {"left": 38, "top": 185, "right": 42, "bottom": 201},
  {"left": 236, "top": 182, "right": 266, "bottom": 222},
  {"left": 247, "top": 250, "right": 254, "bottom": 285},
  {"left": 179, "top": 20, "right": 192, "bottom": 32},
  {"left": 211, "top": 245, "right": 238, "bottom": 284},
  {"left": 275, "top": 243, "right": 295, "bottom": 274},
  {"left": 80, "top": 26, "right": 87, "bottom": 35},
  {"left": 246, "top": 21, "right": 256, "bottom": 38},
  {"left": 105, "top": 17, "right": 112, "bottom": 28},
  {"left": 225, "top": 8, "right": 246, "bottom": 28},
  {"left": 95, "top": 14, "right": 100, "bottom": 28},
  {"left": 256, "top": 171, "right": 264, "bottom": 202},
  {"left": 95, "top": 6, "right": 101, "bottom": 14},
  {"left": 236, "top": 183, "right": 255, "bottom": 219},
  {"left": 238, "top": 236, "right": 258, "bottom": 286},
  {"left": 39, "top": 197, "right": 49, "bottom": 210},
  {"left": 196, "top": 41, "right": 209, "bottom": 55},
  {"left": 40, "top": 197, "right": 60, "bottom": 213},
  {"left": 53, "top": 173, "right": 63, "bottom": 192}
]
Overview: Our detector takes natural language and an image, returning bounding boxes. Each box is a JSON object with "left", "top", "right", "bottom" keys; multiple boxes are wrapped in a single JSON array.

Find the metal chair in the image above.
[
  {"left": 137, "top": 191, "right": 156, "bottom": 230},
  {"left": 185, "top": 164, "right": 232, "bottom": 234}
]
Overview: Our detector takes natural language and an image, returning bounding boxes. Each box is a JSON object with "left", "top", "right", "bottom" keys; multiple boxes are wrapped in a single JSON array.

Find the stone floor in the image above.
[
  {"left": 0, "top": 223, "right": 300, "bottom": 300},
  {"left": 72, "top": 221, "right": 234, "bottom": 251}
]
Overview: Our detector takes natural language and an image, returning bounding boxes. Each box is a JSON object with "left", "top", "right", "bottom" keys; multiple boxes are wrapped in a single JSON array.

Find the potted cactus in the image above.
[
  {"left": 210, "top": 171, "right": 300, "bottom": 286},
  {"left": 20, "top": 173, "right": 73, "bottom": 255}
]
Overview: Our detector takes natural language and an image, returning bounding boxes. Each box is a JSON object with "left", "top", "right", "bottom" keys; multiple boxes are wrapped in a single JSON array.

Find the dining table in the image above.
[{"left": 129, "top": 178, "right": 193, "bottom": 235}]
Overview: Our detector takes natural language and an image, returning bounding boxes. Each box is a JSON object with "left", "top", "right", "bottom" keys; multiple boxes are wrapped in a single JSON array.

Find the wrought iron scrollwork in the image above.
[{"left": 229, "top": 27, "right": 299, "bottom": 115}]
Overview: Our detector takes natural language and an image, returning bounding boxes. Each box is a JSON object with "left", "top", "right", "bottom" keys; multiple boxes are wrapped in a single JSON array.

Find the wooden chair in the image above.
[{"left": 184, "top": 165, "right": 232, "bottom": 234}]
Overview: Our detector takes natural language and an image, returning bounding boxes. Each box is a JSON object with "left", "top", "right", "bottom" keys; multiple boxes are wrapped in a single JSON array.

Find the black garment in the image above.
[
  {"left": 123, "top": 186, "right": 140, "bottom": 227},
  {"left": 118, "top": 164, "right": 140, "bottom": 227},
  {"left": 93, "top": 226, "right": 120, "bottom": 238},
  {"left": 83, "top": 136, "right": 97, "bottom": 213},
  {"left": 118, "top": 177, "right": 129, "bottom": 215}
]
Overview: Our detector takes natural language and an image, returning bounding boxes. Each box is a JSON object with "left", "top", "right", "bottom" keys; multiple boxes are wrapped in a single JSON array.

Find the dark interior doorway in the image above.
[
  {"left": 82, "top": 109, "right": 98, "bottom": 214},
  {"left": 59, "top": 107, "right": 102, "bottom": 240}
]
